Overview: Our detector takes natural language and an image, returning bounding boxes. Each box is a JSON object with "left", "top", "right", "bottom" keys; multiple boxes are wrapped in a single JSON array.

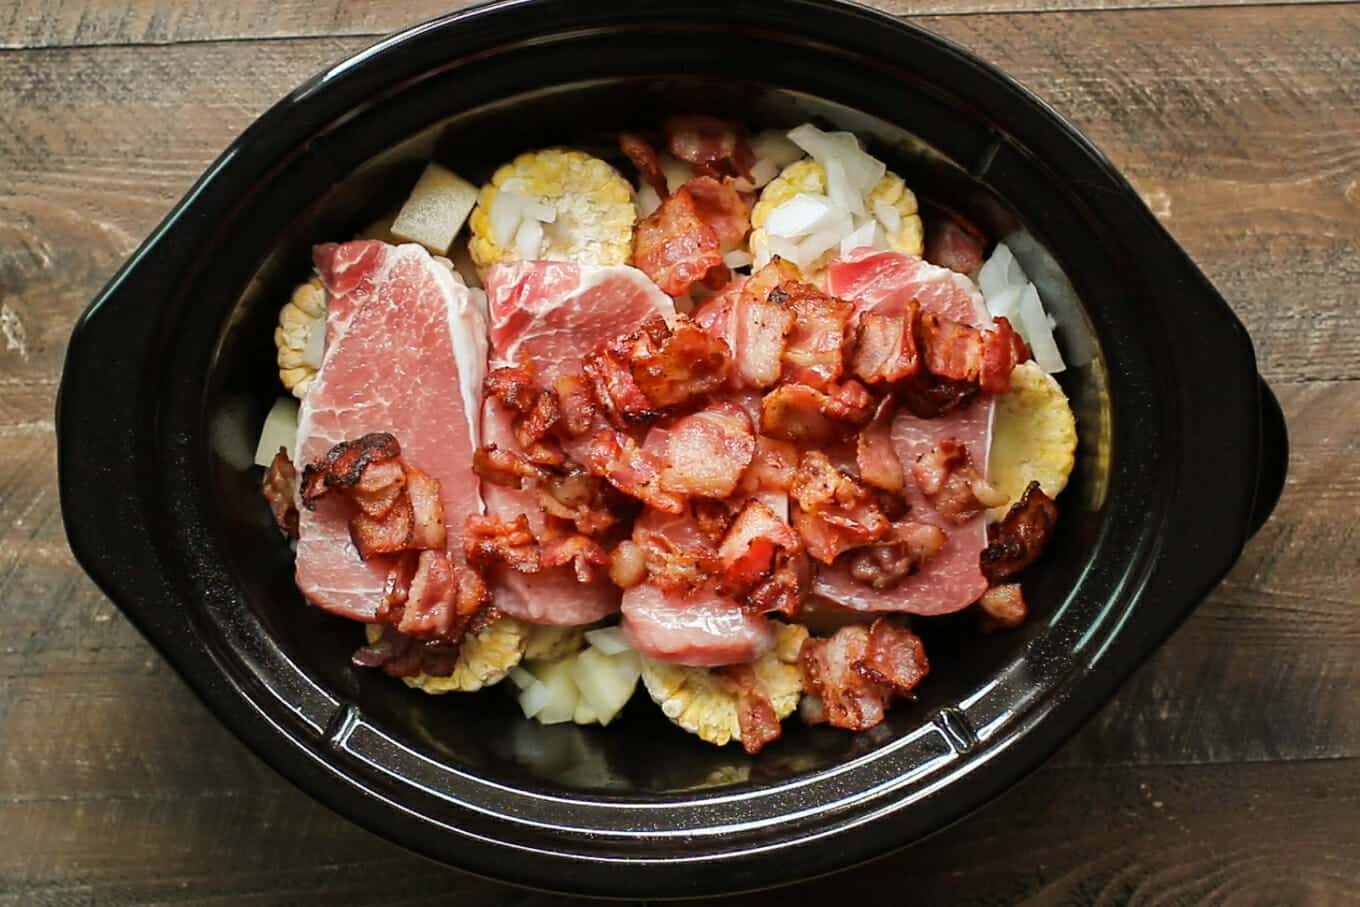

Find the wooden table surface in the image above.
[{"left": 3, "top": 1, "right": 1358, "bottom": 903}]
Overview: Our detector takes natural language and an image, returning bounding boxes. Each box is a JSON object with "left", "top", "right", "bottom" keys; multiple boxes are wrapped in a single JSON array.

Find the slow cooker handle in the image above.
[{"left": 1249, "top": 376, "right": 1288, "bottom": 538}]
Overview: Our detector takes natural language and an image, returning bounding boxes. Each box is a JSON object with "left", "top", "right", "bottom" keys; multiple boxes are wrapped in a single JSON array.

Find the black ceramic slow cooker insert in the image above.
[{"left": 57, "top": 0, "right": 1288, "bottom": 898}]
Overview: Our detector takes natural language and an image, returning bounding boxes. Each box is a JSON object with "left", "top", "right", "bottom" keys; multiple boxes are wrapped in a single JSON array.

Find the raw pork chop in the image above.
[
  {"left": 295, "top": 241, "right": 488, "bottom": 621},
  {"left": 620, "top": 508, "right": 775, "bottom": 666},
  {"left": 813, "top": 250, "right": 993, "bottom": 615},
  {"left": 480, "top": 261, "right": 675, "bottom": 625}
]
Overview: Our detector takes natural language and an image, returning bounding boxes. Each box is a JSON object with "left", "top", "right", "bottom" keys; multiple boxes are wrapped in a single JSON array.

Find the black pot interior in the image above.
[{"left": 202, "top": 78, "right": 1111, "bottom": 794}]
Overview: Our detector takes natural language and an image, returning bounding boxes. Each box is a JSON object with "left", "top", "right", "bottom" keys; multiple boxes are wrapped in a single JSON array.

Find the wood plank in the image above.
[{"left": 0, "top": 0, "right": 1343, "bottom": 51}]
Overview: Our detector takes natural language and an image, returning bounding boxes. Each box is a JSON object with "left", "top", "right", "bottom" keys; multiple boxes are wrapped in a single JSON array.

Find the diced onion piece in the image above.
[
  {"left": 517, "top": 680, "right": 553, "bottom": 718},
  {"left": 788, "top": 124, "right": 885, "bottom": 204},
  {"left": 661, "top": 153, "right": 693, "bottom": 193},
  {"left": 747, "top": 157, "right": 781, "bottom": 189},
  {"left": 531, "top": 659, "right": 578, "bottom": 724},
  {"left": 723, "top": 248, "right": 753, "bottom": 270},
  {"left": 524, "top": 198, "right": 557, "bottom": 224},
  {"left": 509, "top": 666, "right": 537, "bottom": 691},
  {"left": 751, "top": 130, "right": 805, "bottom": 169},
  {"left": 986, "top": 283, "right": 1024, "bottom": 323},
  {"left": 1018, "top": 283, "right": 1066, "bottom": 373},
  {"left": 766, "top": 193, "right": 836, "bottom": 238},
  {"left": 489, "top": 191, "right": 524, "bottom": 247},
  {"left": 978, "top": 242, "right": 1028, "bottom": 300},
  {"left": 840, "top": 218, "right": 881, "bottom": 255},
  {"left": 390, "top": 163, "right": 479, "bottom": 255},
  {"left": 253, "top": 397, "right": 299, "bottom": 467},
  {"left": 873, "top": 200, "right": 901, "bottom": 234},
  {"left": 584, "top": 626, "right": 632, "bottom": 656},
  {"left": 823, "top": 156, "right": 863, "bottom": 218},
  {"left": 636, "top": 184, "right": 662, "bottom": 218},
  {"left": 571, "top": 649, "right": 641, "bottom": 726},
  {"left": 574, "top": 697, "right": 599, "bottom": 725},
  {"left": 300, "top": 315, "right": 325, "bottom": 370},
  {"left": 514, "top": 218, "right": 544, "bottom": 261}
]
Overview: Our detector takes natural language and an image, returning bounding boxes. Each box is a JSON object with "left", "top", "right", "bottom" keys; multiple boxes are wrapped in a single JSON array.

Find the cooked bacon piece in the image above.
[
  {"left": 633, "top": 521, "right": 720, "bottom": 592},
  {"left": 300, "top": 432, "right": 402, "bottom": 508},
  {"left": 658, "top": 402, "right": 757, "bottom": 498},
  {"left": 846, "top": 521, "right": 947, "bottom": 591},
  {"left": 686, "top": 175, "right": 753, "bottom": 248},
  {"left": 348, "top": 498, "right": 414, "bottom": 559},
  {"left": 515, "top": 390, "right": 564, "bottom": 466},
  {"left": 692, "top": 498, "right": 736, "bottom": 545},
  {"left": 538, "top": 470, "right": 618, "bottom": 536},
  {"left": 553, "top": 374, "right": 604, "bottom": 438},
  {"left": 769, "top": 281, "right": 854, "bottom": 388},
  {"left": 852, "top": 306, "right": 921, "bottom": 386},
  {"left": 980, "top": 481, "right": 1058, "bottom": 583},
  {"left": 463, "top": 514, "right": 541, "bottom": 574},
  {"left": 731, "top": 294, "right": 794, "bottom": 389},
  {"left": 739, "top": 435, "right": 800, "bottom": 494},
  {"left": 664, "top": 115, "right": 755, "bottom": 182},
  {"left": 912, "top": 438, "right": 1007, "bottom": 525},
  {"left": 352, "top": 622, "right": 462, "bottom": 678},
  {"left": 633, "top": 185, "right": 724, "bottom": 296},
  {"left": 746, "top": 554, "right": 808, "bottom": 617},
  {"left": 978, "top": 583, "right": 1027, "bottom": 630},
  {"left": 631, "top": 316, "right": 733, "bottom": 409},
  {"left": 857, "top": 397, "right": 904, "bottom": 492},
  {"left": 918, "top": 312, "right": 1028, "bottom": 395},
  {"left": 620, "top": 130, "right": 668, "bottom": 198},
  {"left": 587, "top": 429, "right": 686, "bottom": 513},
  {"left": 800, "top": 619, "right": 929, "bottom": 731},
  {"left": 608, "top": 539, "right": 648, "bottom": 589},
  {"left": 924, "top": 210, "right": 987, "bottom": 276},
  {"left": 583, "top": 344, "right": 658, "bottom": 426},
  {"left": 791, "top": 450, "right": 890, "bottom": 564},
  {"left": 484, "top": 362, "right": 540, "bottom": 412},
  {"left": 717, "top": 663, "right": 783, "bottom": 754},
  {"left": 716, "top": 498, "right": 802, "bottom": 596},
  {"left": 895, "top": 375, "right": 980, "bottom": 419},
  {"left": 383, "top": 552, "right": 419, "bottom": 613},
  {"left": 389, "top": 550, "right": 490, "bottom": 641},
  {"left": 540, "top": 528, "right": 611, "bottom": 584},
  {"left": 404, "top": 465, "right": 447, "bottom": 551},
  {"left": 262, "top": 448, "right": 300, "bottom": 538},
  {"left": 472, "top": 444, "right": 544, "bottom": 489},
  {"left": 761, "top": 380, "right": 874, "bottom": 443}
]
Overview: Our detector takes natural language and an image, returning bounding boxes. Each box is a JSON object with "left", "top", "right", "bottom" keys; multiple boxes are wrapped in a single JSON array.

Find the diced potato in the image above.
[
  {"left": 390, "top": 163, "right": 479, "bottom": 255},
  {"left": 253, "top": 397, "right": 299, "bottom": 467}
]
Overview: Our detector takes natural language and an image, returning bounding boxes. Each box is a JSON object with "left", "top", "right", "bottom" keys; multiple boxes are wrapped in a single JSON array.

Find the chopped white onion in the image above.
[
  {"left": 489, "top": 191, "right": 524, "bottom": 247},
  {"left": 584, "top": 626, "right": 632, "bottom": 656},
  {"left": 514, "top": 218, "right": 544, "bottom": 261},
  {"left": 722, "top": 248, "right": 753, "bottom": 270},
  {"left": 508, "top": 666, "right": 537, "bottom": 691},
  {"left": 747, "top": 157, "right": 781, "bottom": 189},
  {"left": 873, "top": 200, "right": 901, "bottom": 234},
  {"left": 661, "top": 154, "right": 693, "bottom": 193},
  {"left": 1018, "top": 284, "right": 1066, "bottom": 373},
  {"left": 977, "top": 242, "right": 1028, "bottom": 300},
  {"left": 571, "top": 648, "right": 641, "bottom": 727},
  {"left": 766, "top": 193, "right": 836, "bottom": 238},
  {"left": 517, "top": 680, "right": 552, "bottom": 719},
  {"left": 840, "top": 218, "right": 881, "bottom": 255},
  {"left": 530, "top": 660, "right": 578, "bottom": 724},
  {"left": 253, "top": 398, "right": 299, "bottom": 468},
  {"left": 751, "top": 130, "right": 805, "bottom": 169},
  {"left": 823, "top": 156, "right": 862, "bottom": 217},
  {"left": 636, "top": 184, "right": 662, "bottom": 218},
  {"left": 573, "top": 697, "right": 598, "bottom": 726},
  {"left": 986, "top": 283, "right": 1024, "bottom": 323}
]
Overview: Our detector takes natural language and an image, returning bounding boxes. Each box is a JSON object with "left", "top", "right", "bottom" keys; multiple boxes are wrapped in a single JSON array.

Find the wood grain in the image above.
[
  {"left": 2, "top": 1, "right": 1358, "bottom": 904},
  {"left": 0, "top": 0, "right": 1342, "bottom": 50}
]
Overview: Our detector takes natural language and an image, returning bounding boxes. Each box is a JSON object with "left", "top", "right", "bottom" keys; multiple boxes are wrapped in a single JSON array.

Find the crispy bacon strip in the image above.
[
  {"left": 664, "top": 115, "right": 755, "bottom": 182},
  {"left": 633, "top": 185, "right": 724, "bottom": 296},
  {"left": 300, "top": 432, "right": 402, "bottom": 507},
  {"left": 658, "top": 402, "right": 757, "bottom": 499},
  {"left": 587, "top": 317, "right": 732, "bottom": 420},
  {"left": 790, "top": 450, "right": 890, "bottom": 564},
  {"left": 760, "top": 380, "right": 874, "bottom": 444},
  {"left": 404, "top": 465, "right": 447, "bottom": 551},
  {"left": 912, "top": 438, "right": 1007, "bottom": 525},
  {"left": 800, "top": 619, "right": 929, "bottom": 731},
  {"left": 391, "top": 550, "right": 490, "bottom": 641},
  {"left": 918, "top": 312, "right": 1029, "bottom": 395},
  {"left": 619, "top": 131, "right": 668, "bottom": 198},
  {"left": 717, "top": 663, "right": 783, "bottom": 754},
  {"left": 472, "top": 444, "right": 543, "bottom": 489},
  {"left": 857, "top": 397, "right": 904, "bottom": 492},
  {"left": 463, "top": 514, "right": 541, "bottom": 574},
  {"left": 845, "top": 521, "right": 947, "bottom": 591},
  {"left": 746, "top": 554, "right": 807, "bottom": 618},
  {"left": 769, "top": 281, "right": 854, "bottom": 388},
  {"left": 851, "top": 305, "right": 921, "bottom": 386},
  {"left": 540, "top": 527, "right": 611, "bottom": 584},
  {"left": 716, "top": 498, "right": 802, "bottom": 596},
  {"left": 587, "top": 429, "right": 686, "bottom": 514},
  {"left": 692, "top": 499, "right": 736, "bottom": 545},
  {"left": 484, "top": 362, "right": 565, "bottom": 466},
  {"left": 262, "top": 447, "right": 300, "bottom": 538},
  {"left": 739, "top": 435, "right": 800, "bottom": 494},
  {"left": 484, "top": 362, "right": 539, "bottom": 413},
  {"left": 978, "top": 583, "right": 1027, "bottom": 630},
  {"left": 553, "top": 374, "right": 604, "bottom": 438},
  {"left": 980, "top": 481, "right": 1058, "bottom": 582},
  {"left": 583, "top": 344, "right": 659, "bottom": 426},
  {"left": 685, "top": 175, "right": 753, "bottom": 248},
  {"left": 538, "top": 470, "right": 619, "bottom": 537},
  {"left": 895, "top": 375, "right": 981, "bottom": 419},
  {"left": 353, "top": 622, "right": 462, "bottom": 678},
  {"left": 633, "top": 524, "right": 720, "bottom": 593}
]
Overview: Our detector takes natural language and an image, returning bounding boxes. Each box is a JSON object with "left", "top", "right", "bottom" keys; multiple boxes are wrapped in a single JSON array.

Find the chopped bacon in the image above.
[
  {"left": 980, "top": 481, "right": 1058, "bottom": 583},
  {"left": 717, "top": 663, "right": 783, "bottom": 754},
  {"left": 538, "top": 470, "right": 618, "bottom": 536},
  {"left": 856, "top": 397, "right": 904, "bottom": 492},
  {"left": 553, "top": 374, "right": 604, "bottom": 438},
  {"left": 353, "top": 622, "right": 463, "bottom": 678},
  {"left": 978, "top": 583, "right": 1027, "bottom": 630},
  {"left": 634, "top": 523, "right": 720, "bottom": 592},
  {"left": 588, "top": 317, "right": 732, "bottom": 420},
  {"left": 658, "top": 402, "right": 757, "bottom": 498},
  {"left": 686, "top": 176, "right": 753, "bottom": 249},
  {"left": 731, "top": 294, "right": 794, "bottom": 389},
  {"left": 516, "top": 390, "right": 564, "bottom": 466},
  {"left": 716, "top": 498, "right": 802, "bottom": 596},
  {"left": 739, "top": 435, "right": 800, "bottom": 494},
  {"left": 404, "top": 465, "right": 447, "bottom": 551},
  {"left": 300, "top": 432, "right": 402, "bottom": 507},
  {"left": 262, "top": 448, "right": 300, "bottom": 538},
  {"left": 583, "top": 343, "right": 659, "bottom": 426},
  {"left": 349, "top": 497, "right": 414, "bottom": 559},
  {"left": 895, "top": 375, "right": 980, "bottom": 419},
  {"left": 852, "top": 306, "right": 921, "bottom": 386},
  {"left": 924, "top": 210, "right": 988, "bottom": 275},
  {"left": 633, "top": 185, "right": 724, "bottom": 296},
  {"left": 619, "top": 130, "right": 668, "bottom": 198},
  {"left": 692, "top": 498, "right": 736, "bottom": 545},
  {"left": 472, "top": 444, "right": 544, "bottom": 489},
  {"left": 845, "top": 521, "right": 947, "bottom": 591},
  {"left": 608, "top": 539, "right": 648, "bottom": 589},
  {"left": 484, "top": 363, "right": 540, "bottom": 414},
  {"left": 912, "top": 438, "right": 1007, "bottom": 525},
  {"left": 746, "top": 554, "right": 807, "bottom": 618},
  {"left": 463, "top": 514, "right": 541, "bottom": 574},
  {"left": 761, "top": 380, "right": 874, "bottom": 443},
  {"left": 790, "top": 450, "right": 890, "bottom": 564},
  {"left": 918, "top": 312, "right": 1028, "bottom": 395},
  {"left": 769, "top": 281, "right": 853, "bottom": 388},
  {"left": 540, "top": 527, "right": 611, "bottom": 584},
  {"left": 800, "top": 619, "right": 929, "bottom": 731},
  {"left": 587, "top": 429, "right": 686, "bottom": 513},
  {"left": 664, "top": 115, "right": 755, "bottom": 182},
  {"left": 387, "top": 550, "right": 490, "bottom": 641}
]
